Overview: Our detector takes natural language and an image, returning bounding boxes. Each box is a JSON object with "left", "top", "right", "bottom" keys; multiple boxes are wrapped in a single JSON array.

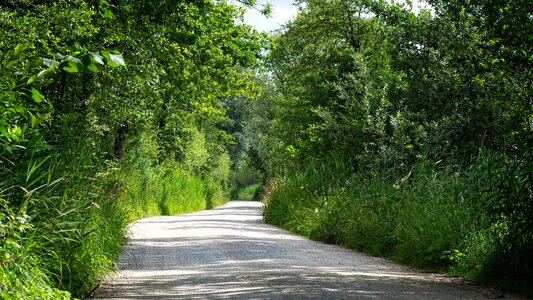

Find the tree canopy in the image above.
[{"left": 1, "top": 0, "right": 268, "bottom": 297}]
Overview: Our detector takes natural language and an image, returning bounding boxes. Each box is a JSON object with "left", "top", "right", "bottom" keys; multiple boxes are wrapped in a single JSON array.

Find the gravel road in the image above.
[{"left": 94, "top": 201, "right": 524, "bottom": 299}]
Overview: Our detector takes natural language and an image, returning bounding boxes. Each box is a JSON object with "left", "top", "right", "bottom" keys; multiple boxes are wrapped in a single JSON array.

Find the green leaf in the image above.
[
  {"left": 30, "top": 115, "right": 39, "bottom": 128},
  {"left": 103, "top": 8, "right": 114, "bottom": 19},
  {"left": 31, "top": 88, "right": 45, "bottom": 103},
  {"left": 9, "top": 126, "right": 23, "bottom": 142},
  {"left": 87, "top": 64, "right": 98, "bottom": 72},
  {"left": 107, "top": 52, "right": 125, "bottom": 67},
  {"left": 488, "top": 38, "right": 501, "bottom": 46},
  {"left": 473, "top": 75, "right": 485, "bottom": 86},
  {"left": 86, "top": 52, "right": 105, "bottom": 72},
  {"left": 89, "top": 52, "right": 105, "bottom": 65},
  {"left": 55, "top": 53, "right": 66, "bottom": 61},
  {"left": 63, "top": 61, "right": 80, "bottom": 73},
  {"left": 42, "top": 57, "right": 59, "bottom": 70},
  {"left": 14, "top": 105, "right": 25, "bottom": 113},
  {"left": 26, "top": 155, "right": 51, "bottom": 184},
  {"left": 61, "top": 55, "right": 84, "bottom": 73},
  {"left": 98, "top": 0, "right": 114, "bottom": 18},
  {"left": 101, "top": 51, "right": 125, "bottom": 68},
  {"left": 13, "top": 44, "right": 26, "bottom": 57},
  {"left": 37, "top": 69, "right": 48, "bottom": 78},
  {"left": 0, "top": 124, "right": 8, "bottom": 138}
]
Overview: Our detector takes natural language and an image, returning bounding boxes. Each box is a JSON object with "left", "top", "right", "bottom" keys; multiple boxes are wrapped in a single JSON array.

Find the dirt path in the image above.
[{"left": 94, "top": 201, "right": 523, "bottom": 299}]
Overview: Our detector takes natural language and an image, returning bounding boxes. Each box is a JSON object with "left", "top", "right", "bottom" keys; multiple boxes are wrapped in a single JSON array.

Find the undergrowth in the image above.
[
  {"left": 1, "top": 142, "right": 229, "bottom": 299},
  {"left": 229, "top": 157, "right": 262, "bottom": 201},
  {"left": 263, "top": 153, "right": 533, "bottom": 296},
  {"left": 117, "top": 163, "right": 207, "bottom": 220},
  {"left": 230, "top": 183, "right": 261, "bottom": 201},
  {"left": 0, "top": 147, "right": 127, "bottom": 299}
]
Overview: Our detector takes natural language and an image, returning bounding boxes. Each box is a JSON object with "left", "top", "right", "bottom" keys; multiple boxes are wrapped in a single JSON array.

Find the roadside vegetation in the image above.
[
  {"left": 263, "top": 154, "right": 532, "bottom": 295},
  {"left": 235, "top": 0, "right": 532, "bottom": 296}
]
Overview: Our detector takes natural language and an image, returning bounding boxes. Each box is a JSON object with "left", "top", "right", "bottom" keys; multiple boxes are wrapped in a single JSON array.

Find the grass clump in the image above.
[{"left": 0, "top": 149, "right": 128, "bottom": 299}]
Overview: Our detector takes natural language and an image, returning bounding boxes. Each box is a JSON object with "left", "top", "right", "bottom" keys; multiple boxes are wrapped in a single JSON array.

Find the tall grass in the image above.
[
  {"left": 263, "top": 153, "right": 532, "bottom": 295},
  {"left": 0, "top": 147, "right": 127, "bottom": 298},
  {"left": 1, "top": 138, "right": 229, "bottom": 298},
  {"left": 116, "top": 162, "right": 207, "bottom": 221},
  {"left": 451, "top": 152, "right": 533, "bottom": 294}
]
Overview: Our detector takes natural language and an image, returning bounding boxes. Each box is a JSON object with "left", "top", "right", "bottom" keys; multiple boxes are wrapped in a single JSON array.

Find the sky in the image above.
[
  {"left": 239, "top": 0, "right": 427, "bottom": 33},
  {"left": 243, "top": 0, "right": 299, "bottom": 33}
]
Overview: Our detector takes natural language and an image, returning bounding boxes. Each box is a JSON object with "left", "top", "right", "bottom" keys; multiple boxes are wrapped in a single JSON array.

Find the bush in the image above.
[{"left": 230, "top": 184, "right": 262, "bottom": 201}]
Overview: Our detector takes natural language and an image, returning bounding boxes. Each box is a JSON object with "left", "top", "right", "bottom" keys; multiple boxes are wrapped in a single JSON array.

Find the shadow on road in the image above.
[{"left": 94, "top": 201, "right": 513, "bottom": 300}]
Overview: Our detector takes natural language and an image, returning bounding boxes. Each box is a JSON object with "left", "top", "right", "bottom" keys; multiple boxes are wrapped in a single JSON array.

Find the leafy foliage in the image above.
[{"left": 1, "top": 0, "right": 267, "bottom": 298}]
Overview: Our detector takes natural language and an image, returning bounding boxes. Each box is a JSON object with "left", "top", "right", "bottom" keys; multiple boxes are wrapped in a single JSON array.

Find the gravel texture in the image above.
[{"left": 93, "top": 201, "right": 524, "bottom": 299}]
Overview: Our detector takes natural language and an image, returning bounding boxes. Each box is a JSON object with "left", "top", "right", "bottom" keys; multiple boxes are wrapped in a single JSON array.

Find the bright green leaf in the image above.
[
  {"left": 61, "top": 55, "right": 84, "bottom": 73},
  {"left": 103, "top": 8, "right": 114, "bottom": 19},
  {"left": 14, "top": 105, "right": 25, "bottom": 113},
  {"left": 30, "top": 115, "right": 39, "bottom": 128},
  {"left": 31, "top": 88, "right": 45, "bottom": 103},
  {"left": 87, "top": 64, "right": 98, "bottom": 72},
  {"left": 9, "top": 126, "right": 23, "bottom": 142},
  {"left": 63, "top": 61, "right": 80, "bottom": 73},
  {"left": 13, "top": 44, "right": 26, "bottom": 57}
]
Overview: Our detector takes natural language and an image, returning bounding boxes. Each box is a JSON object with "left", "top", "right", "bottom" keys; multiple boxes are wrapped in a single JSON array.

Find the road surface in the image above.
[{"left": 94, "top": 201, "right": 522, "bottom": 299}]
